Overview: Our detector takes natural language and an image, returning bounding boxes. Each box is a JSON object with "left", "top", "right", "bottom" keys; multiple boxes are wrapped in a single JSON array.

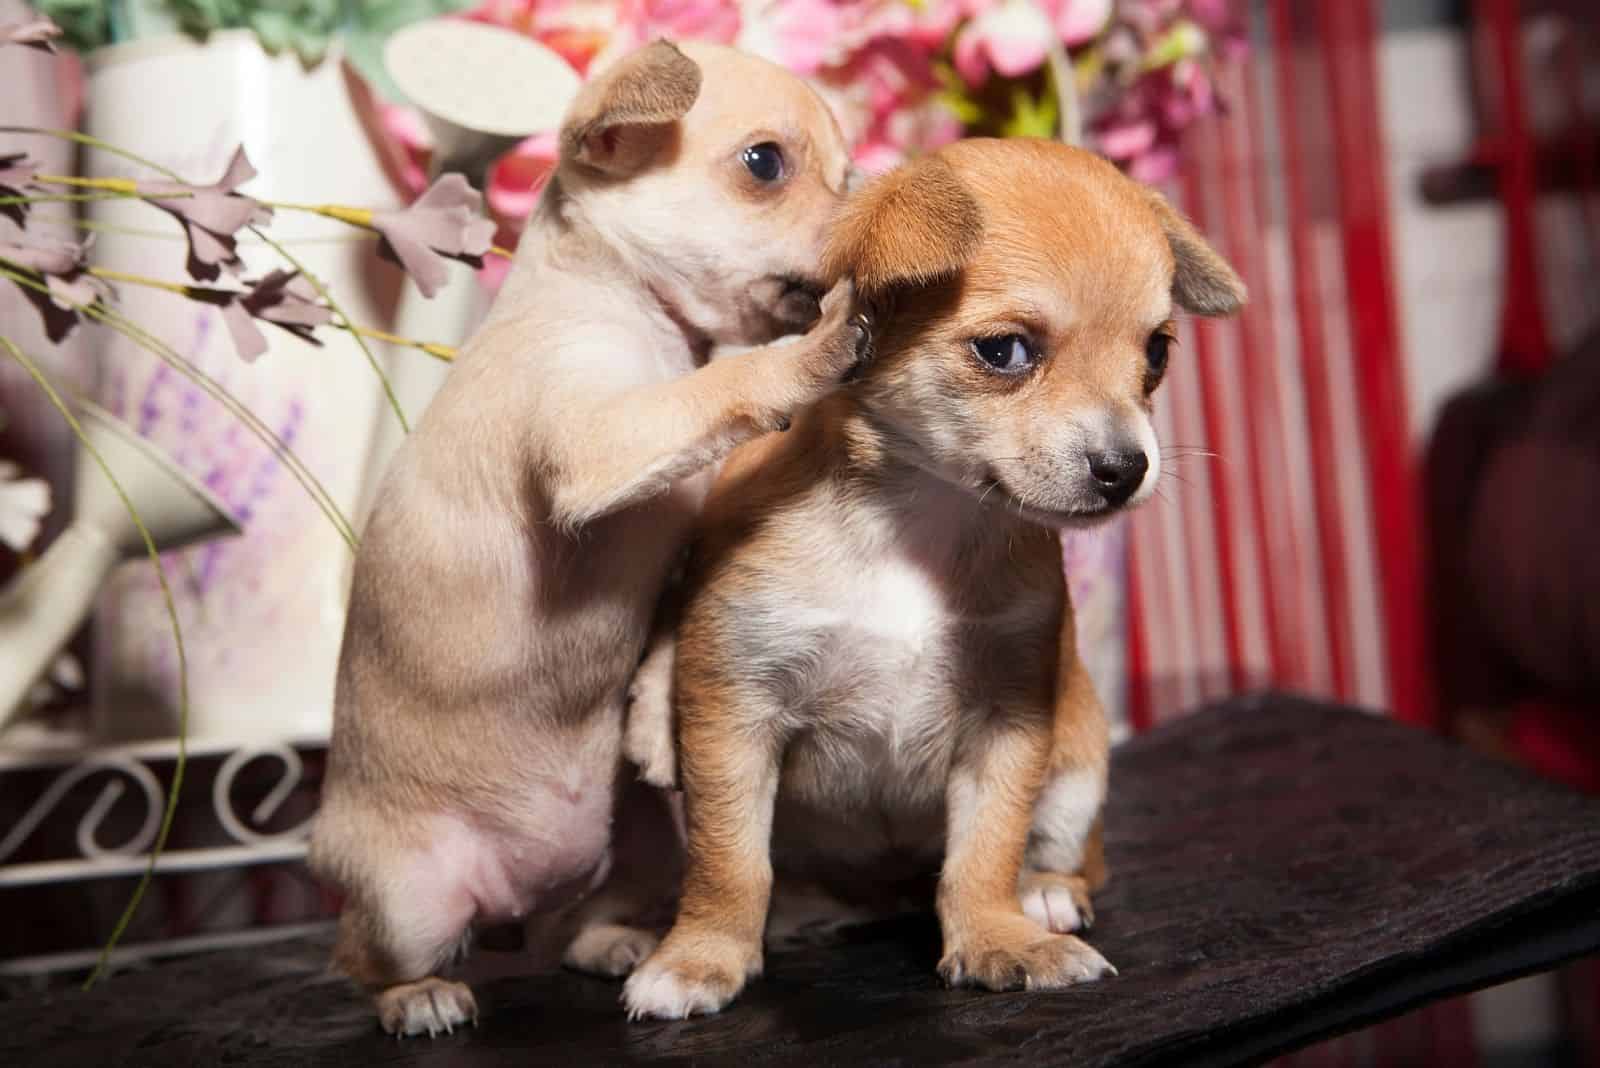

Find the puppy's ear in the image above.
[
  {"left": 1142, "top": 190, "right": 1247, "bottom": 316},
  {"left": 559, "top": 39, "right": 701, "bottom": 176},
  {"left": 822, "top": 155, "right": 983, "bottom": 296}
]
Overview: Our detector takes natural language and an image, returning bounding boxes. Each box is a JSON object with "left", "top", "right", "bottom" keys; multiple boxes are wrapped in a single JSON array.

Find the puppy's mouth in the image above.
[
  {"left": 766, "top": 275, "right": 827, "bottom": 330},
  {"left": 977, "top": 475, "right": 1117, "bottom": 530}
]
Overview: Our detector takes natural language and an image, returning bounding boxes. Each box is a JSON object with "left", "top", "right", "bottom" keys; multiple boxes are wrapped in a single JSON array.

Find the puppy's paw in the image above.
[
  {"left": 565, "top": 923, "right": 661, "bottom": 978},
  {"left": 793, "top": 279, "right": 874, "bottom": 390},
  {"left": 939, "top": 914, "right": 1115, "bottom": 992},
  {"left": 1018, "top": 869, "right": 1095, "bottom": 933},
  {"left": 375, "top": 977, "right": 478, "bottom": 1037},
  {"left": 621, "top": 932, "right": 760, "bottom": 1020}
]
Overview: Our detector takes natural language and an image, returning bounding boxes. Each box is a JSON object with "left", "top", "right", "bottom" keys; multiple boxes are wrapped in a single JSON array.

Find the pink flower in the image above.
[
  {"left": 1087, "top": 53, "right": 1224, "bottom": 186},
  {"left": 140, "top": 147, "right": 273, "bottom": 283},
  {"left": 1051, "top": 0, "right": 1113, "bottom": 46},
  {"left": 371, "top": 173, "right": 496, "bottom": 298},
  {"left": 0, "top": 228, "right": 111, "bottom": 341},
  {"left": 616, "top": 0, "right": 740, "bottom": 47},
  {"left": 765, "top": 0, "right": 957, "bottom": 75},
  {"left": 0, "top": 153, "right": 39, "bottom": 228},
  {"left": 209, "top": 270, "right": 333, "bottom": 362},
  {"left": 952, "top": 0, "right": 1056, "bottom": 86}
]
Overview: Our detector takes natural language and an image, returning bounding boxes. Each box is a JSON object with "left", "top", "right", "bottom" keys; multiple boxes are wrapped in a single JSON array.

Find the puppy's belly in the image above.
[{"left": 767, "top": 640, "right": 958, "bottom": 904}]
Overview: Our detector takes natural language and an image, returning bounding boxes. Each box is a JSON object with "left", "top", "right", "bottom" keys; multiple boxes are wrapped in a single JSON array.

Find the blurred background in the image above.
[{"left": 1, "top": 0, "right": 1597, "bottom": 1063}]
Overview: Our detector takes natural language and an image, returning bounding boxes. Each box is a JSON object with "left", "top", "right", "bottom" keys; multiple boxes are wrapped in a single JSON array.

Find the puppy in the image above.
[
  {"left": 307, "top": 40, "right": 869, "bottom": 1036},
  {"left": 621, "top": 138, "right": 1245, "bottom": 1020}
]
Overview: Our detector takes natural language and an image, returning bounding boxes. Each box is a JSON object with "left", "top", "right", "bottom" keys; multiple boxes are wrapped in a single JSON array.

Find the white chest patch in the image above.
[{"left": 792, "top": 556, "right": 949, "bottom": 650}]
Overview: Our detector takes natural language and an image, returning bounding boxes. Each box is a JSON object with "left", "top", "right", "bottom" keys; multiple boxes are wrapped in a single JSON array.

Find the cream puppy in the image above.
[
  {"left": 307, "top": 40, "right": 869, "bottom": 1036},
  {"left": 622, "top": 139, "right": 1245, "bottom": 1019}
]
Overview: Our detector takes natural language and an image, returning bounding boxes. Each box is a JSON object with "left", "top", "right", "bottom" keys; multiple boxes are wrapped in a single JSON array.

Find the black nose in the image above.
[{"left": 1086, "top": 449, "right": 1149, "bottom": 506}]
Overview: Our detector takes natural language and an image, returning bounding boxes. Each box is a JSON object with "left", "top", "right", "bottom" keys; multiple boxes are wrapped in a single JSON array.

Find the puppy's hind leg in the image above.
[
  {"left": 563, "top": 778, "right": 683, "bottom": 978},
  {"left": 333, "top": 885, "right": 479, "bottom": 1037}
]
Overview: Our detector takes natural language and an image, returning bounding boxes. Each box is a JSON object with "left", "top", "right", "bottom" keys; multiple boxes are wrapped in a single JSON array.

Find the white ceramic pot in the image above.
[{"left": 82, "top": 32, "right": 403, "bottom": 743}]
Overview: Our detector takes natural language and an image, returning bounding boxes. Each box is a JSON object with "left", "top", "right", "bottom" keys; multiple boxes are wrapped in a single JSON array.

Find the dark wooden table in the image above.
[{"left": 3, "top": 694, "right": 1597, "bottom": 1067}]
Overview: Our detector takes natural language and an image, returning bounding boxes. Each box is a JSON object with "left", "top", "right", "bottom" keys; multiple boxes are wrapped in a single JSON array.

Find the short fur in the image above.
[
  {"left": 621, "top": 139, "right": 1246, "bottom": 1019},
  {"left": 307, "top": 39, "right": 869, "bottom": 1036}
]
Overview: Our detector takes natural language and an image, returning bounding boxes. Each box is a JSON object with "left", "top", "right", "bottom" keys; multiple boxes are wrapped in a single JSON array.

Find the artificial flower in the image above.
[
  {"left": 615, "top": 0, "right": 740, "bottom": 49},
  {"left": 0, "top": 227, "right": 111, "bottom": 341},
  {"left": 140, "top": 147, "right": 273, "bottom": 283},
  {"left": 0, "top": 14, "right": 62, "bottom": 51},
  {"left": 371, "top": 172, "right": 496, "bottom": 298},
  {"left": 952, "top": 0, "right": 1057, "bottom": 87},
  {"left": 197, "top": 269, "right": 333, "bottom": 361},
  {"left": 0, "top": 154, "right": 40, "bottom": 228},
  {"left": 0, "top": 460, "right": 51, "bottom": 553}
]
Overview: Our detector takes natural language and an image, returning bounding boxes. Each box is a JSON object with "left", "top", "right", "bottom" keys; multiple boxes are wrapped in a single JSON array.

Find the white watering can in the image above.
[{"left": 0, "top": 403, "right": 242, "bottom": 731}]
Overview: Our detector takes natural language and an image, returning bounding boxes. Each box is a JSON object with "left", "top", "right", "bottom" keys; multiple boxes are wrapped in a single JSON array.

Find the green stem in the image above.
[
  {"left": 249, "top": 228, "right": 410, "bottom": 435},
  {"left": 0, "top": 336, "right": 188, "bottom": 990},
  {"left": 0, "top": 126, "right": 186, "bottom": 180}
]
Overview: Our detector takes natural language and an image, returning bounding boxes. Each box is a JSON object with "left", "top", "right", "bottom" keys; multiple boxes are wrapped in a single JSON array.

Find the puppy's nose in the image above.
[{"left": 1086, "top": 450, "right": 1148, "bottom": 507}]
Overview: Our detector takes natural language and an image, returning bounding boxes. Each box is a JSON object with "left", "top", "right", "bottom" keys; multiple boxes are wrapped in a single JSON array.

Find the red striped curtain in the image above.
[{"left": 1126, "top": 0, "right": 1427, "bottom": 731}]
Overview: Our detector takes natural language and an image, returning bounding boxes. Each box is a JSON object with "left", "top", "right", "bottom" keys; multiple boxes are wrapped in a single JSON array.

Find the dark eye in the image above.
[
  {"left": 971, "top": 334, "right": 1038, "bottom": 375},
  {"left": 1145, "top": 330, "right": 1172, "bottom": 376},
  {"left": 741, "top": 142, "right": 785, "bottom": 182}
]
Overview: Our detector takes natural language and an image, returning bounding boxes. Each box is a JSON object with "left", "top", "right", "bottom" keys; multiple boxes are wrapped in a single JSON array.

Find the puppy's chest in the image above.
[{"left": 765, "top": 557, "right": 1049, "bottom": 806}]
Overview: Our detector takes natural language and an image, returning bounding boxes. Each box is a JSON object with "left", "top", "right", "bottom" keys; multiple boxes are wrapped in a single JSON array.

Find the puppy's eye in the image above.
[
  {"left": 1145, "top": 330, "right": 1173, "bottom": 376},
  {"left": 971, "top": 334, "right": 1038, "bottom": 375},
  {"left": 741, "top": 142, "right": 785, "bottom": 182}
]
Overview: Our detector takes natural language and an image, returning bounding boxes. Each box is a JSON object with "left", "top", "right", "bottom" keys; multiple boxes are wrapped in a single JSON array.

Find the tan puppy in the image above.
[
  {"left": 306, "top": 40, "right": 869, "bottom": 1036},
  {"left": 621, "top": 138, "right": 1244, "bottom": 1019}
]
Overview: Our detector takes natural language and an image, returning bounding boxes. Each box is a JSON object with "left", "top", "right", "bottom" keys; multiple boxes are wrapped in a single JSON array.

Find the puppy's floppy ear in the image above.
[
  {"left": 1142, "top": 189, "right": 1247, "bottom": 316},
  {"left": 559, "top": 39, "right": 701, "bottom": 175},
  {"left": 822, "top": 155, "right": 983, "bottom": 297}
]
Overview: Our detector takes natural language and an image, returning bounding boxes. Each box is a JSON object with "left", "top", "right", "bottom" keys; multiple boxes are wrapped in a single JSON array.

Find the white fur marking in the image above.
[
  {"left": 1021, "top": 883, "right": 1085, "bottom": 934},
  {"left": 1029, "top": 769, "right": 1102, "bottom": 873},
  {"left": 622, "top": 961, "right": 733, "bottom": 1020}
]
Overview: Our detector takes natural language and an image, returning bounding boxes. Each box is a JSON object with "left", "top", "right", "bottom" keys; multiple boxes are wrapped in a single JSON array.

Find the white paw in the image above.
[
  {"left": 622, "top": 956, "right": 740, "bottom": 1020},
  {"left": 1021, "top": 882, "right": 1085, "bottom": 934},
  {"left": 564, "top": 923, "right": 660, "bottom": 978},
  {"left": 376, "top": 978, "right": 477, "bottom": 1037}
]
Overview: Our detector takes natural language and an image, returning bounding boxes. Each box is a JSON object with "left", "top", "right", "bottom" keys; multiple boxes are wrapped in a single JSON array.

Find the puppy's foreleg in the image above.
[
  {"left": 546, "top": 287, "right": 871, "bottom": 529},
  {"left": 1022, "top": 648, "right": 1111, "bottom": 934},
  {"left": 937, "top": 710, "right": 1114, "bottom": 992},
  {"left": 622, "top": 688, "right": 781, "bottom": 1020}
]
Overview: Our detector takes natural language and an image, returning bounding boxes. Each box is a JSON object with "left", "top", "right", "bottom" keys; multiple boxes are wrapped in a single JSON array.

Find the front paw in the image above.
[
  {"left": 622, "top": 930, "right": 761, "bottom": 1020},
  {"left": 939, "top": 913, "right": 1115, "bottom": 992},
  {"left": 794, "top": 279, "right": 874, "bottom": 389},
  {"left": 1018, "top": 869, "right": 1095, "bottom": 933}
]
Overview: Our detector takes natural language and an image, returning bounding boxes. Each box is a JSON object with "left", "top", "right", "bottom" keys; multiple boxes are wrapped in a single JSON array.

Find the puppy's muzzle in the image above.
[{"left": 771, "top": 276, "right": 827, "bottom": 329}]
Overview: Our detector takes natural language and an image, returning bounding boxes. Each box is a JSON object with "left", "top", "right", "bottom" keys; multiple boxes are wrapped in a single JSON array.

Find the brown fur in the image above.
[{"left": 622, "top": 139, "right": 1244, "bottom": 1019}]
